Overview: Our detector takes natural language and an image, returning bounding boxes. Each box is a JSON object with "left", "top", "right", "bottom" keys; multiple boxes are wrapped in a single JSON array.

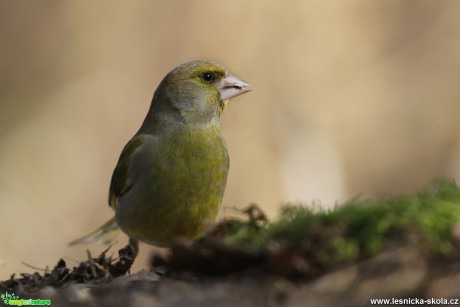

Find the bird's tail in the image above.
[{"left": 69, "top": 216, "right": 121, "bottom": 246}]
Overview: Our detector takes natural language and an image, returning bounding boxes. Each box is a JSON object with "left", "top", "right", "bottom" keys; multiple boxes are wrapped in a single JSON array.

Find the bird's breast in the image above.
[{"left": 117, "top": 125, "right": 230, "bottom": 245}]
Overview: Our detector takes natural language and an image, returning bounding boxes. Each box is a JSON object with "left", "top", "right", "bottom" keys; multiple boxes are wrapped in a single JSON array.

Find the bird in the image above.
[{"left": 69, "top": 60, "right": 251, "bottom": 254}]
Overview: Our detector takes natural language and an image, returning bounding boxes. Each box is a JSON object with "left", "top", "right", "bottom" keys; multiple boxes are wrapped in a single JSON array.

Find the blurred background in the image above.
[{"left": 1, "top": 0, "right": 460, "bottom": 280}]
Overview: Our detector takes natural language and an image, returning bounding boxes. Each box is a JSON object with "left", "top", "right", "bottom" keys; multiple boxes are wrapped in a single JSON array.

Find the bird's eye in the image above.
[{"left": 200, "top": 72, "right": 215, "bottom": 83}]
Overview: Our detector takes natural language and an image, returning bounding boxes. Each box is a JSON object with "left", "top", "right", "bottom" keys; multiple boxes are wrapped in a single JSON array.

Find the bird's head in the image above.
[{"left": 151, "top": 60, "right": 251, "bottom": 127}]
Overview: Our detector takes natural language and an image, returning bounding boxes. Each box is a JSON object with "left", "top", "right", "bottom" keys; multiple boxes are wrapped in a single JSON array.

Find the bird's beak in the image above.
[{"left": 219, "top": 73, "right": 251, "bottom": 100}]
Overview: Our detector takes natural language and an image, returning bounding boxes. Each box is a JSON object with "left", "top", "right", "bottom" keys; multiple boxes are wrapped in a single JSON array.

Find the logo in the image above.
[{"left": 1, "top": 292, "right": 51, "bottom": 306}]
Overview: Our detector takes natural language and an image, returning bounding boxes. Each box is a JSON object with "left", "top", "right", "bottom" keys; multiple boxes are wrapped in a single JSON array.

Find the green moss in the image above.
[{"left": 217, "top": 179, "right": 460, "bottom": 265}]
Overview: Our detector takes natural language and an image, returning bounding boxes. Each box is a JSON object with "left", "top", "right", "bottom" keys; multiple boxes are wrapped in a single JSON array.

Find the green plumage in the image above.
[
  {"left": 70, "top": 60, "right": 250, "bottom": 248},
  {"left": 113, "top": 126, "right": 229, "bottom": 245}
]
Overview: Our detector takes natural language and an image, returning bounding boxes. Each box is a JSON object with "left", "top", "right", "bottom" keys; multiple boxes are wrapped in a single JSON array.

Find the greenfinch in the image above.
[{"left": 70, "top": 60, "right": 251, "bottom": 253}]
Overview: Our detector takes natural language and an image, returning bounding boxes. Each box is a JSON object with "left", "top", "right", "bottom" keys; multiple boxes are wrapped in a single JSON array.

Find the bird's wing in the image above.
[{"left": 108, "top": 134, "right": 146, "bottom": 209}]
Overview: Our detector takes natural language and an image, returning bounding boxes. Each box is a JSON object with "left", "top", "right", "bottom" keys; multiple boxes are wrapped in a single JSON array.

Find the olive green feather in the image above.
[{"left": 69, "top": 60, "right": 250, "bottom": 248}]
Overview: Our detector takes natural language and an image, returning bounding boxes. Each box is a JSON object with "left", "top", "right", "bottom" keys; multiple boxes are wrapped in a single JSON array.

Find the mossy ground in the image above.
[
  {"left": 2, "top": 179, "right": 460, "bottom": 296},
  {"left": 230, "top": 179, "right": 459, "bottom": 254}
]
